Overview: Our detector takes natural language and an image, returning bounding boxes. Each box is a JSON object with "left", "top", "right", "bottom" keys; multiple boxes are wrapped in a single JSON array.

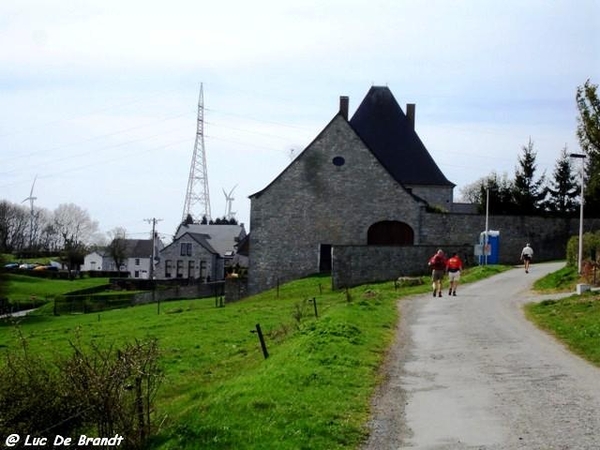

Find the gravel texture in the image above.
[{"left": 362, "top": 262, "right": 600, "bottom": 450}]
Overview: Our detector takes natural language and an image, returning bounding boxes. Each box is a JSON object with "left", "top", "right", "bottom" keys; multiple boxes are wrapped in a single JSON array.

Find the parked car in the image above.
[
  {"left": 3, "top": 263, "right": 19, "bottom": 269},
  {"left": 19, "top": 263, "right": 38, "bottom": 270},
  {"left": 33, "top": 265, "right": 58, "bottom": 271}
]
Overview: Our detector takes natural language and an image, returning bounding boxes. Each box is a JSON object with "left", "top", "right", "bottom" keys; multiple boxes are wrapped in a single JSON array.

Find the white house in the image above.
[{"left": 82, "top": 238, "right": 162, "bottom": 278}]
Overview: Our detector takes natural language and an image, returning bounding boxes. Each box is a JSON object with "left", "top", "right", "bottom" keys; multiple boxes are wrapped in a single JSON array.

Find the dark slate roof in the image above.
[
  {"left": 349, "top": 86, "right": 454, "bottom": 187},
  {"left": 186, "top": 232, "right": 219, "bottom": 254},
  {"left": 175, "top": 224, "right": 246, "bottom": 256},
  {"left": 93, "top": 239, "right": 158, "bottom": 259}
]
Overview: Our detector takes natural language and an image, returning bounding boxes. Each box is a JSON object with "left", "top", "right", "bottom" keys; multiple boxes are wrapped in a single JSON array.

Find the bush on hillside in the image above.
[
  {"left": 566, "top": 231, "right": 600, "bottom": 284},
  {"left": 566, "top": 231, "right": 600, "bottom": 266},
  {"left": 0, "top": 332, "right": 163, "bottom": 449}
]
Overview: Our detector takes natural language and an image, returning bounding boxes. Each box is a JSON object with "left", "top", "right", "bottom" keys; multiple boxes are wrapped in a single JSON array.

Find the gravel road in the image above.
[{"left": 362, "top": 262, "right": 600, "bottom": 450}]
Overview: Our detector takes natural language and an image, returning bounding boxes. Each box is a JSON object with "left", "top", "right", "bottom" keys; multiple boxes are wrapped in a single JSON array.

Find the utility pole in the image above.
[
  {"left": 484, "top": 186, "right": 490, "bottom": 265},
  {"left": 182, "top": 83, "right": 211, "bottom": 223},
  {"left": 144, "top": 218, "right": 162, "bottom": 280}
]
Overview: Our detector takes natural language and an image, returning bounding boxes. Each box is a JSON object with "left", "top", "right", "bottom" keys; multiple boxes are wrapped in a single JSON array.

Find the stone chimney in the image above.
[
  {"left": 406, "top": 103, "right": 415, "bottom": 129},
  {"left": 339, "top": 96, "right": 349, "bottom": 120}
]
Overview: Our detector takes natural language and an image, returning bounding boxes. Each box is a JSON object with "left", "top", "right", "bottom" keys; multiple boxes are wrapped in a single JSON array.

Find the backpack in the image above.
[{"left": 428, "top": 255, "right": 445, "bottom": 270}]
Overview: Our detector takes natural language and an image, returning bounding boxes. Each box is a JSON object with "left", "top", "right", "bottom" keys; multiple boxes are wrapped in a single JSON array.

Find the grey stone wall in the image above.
[
  {"left": 248, "top": 115, "right": 424, "bottom": 295},
  {"left": 224, "top": 278, "right": 248, "bottom": 302},
  {"left": 421, "top": 213, "right": 600, "bottom": 264},
  {"left": 331, "top": 215, "right": 600, "bottom": 290},
  {"left": 332, "top": 244, "right": 472, "bottom": 289},
  {"left": 156, "top": 235, "right": 218, "bottom": 280},
  {"left": 407, "top": 184, "right": 453, "bottom": 211}
]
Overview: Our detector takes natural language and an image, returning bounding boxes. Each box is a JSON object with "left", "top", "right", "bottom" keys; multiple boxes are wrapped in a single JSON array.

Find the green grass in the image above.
[
  {"left": 0, "top": 265, "right": 512, "bottom": 449},
  {"left": 525, "top": 293, "right": 600, "bottom": 367},
  {"left": 526, "top": 262, "right": 600, "bottom": 368},
  {"left": 5, "top": 273, "right": 110, "bottom": 302},
  {"left": 532, "top": 264, "right": 581, "bottom": 292}
]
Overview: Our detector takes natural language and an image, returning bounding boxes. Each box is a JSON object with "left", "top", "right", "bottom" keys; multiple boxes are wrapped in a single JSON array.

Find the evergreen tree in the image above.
[
  {"left": 513, "top": 138, "right": 546, "bottom": 215},
  {"left": 545, "top": 146, "right": 579, "bottom": 216},
  {"left": 575, "top": 79, "right": 600, "bottom": 216}
]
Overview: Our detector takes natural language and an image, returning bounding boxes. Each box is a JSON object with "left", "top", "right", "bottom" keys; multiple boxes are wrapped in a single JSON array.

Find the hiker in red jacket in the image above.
[
  {"left": 428, "top": 249, "right": 447, "bottom": 297},
  {"left": 446, "top": 252, "right": 463, "bottom": 296}
]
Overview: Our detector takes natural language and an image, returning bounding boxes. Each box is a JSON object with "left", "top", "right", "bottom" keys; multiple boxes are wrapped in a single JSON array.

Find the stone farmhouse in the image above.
[
  {"left": 155, "top": 223, "right": 246, "bottom": 281},
  {"left": 248, "top": 86, "right": 597, "bottom": 295}
]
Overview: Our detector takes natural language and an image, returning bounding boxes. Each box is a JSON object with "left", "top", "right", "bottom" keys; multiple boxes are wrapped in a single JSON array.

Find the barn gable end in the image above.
[{"left": 248, "top": 111, "right": 426, "bottom": 294}]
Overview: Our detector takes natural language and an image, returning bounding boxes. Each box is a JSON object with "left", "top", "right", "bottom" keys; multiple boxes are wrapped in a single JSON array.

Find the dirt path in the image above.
[{"left": 362, "top": 262, "right": 600, "bottom": 450}]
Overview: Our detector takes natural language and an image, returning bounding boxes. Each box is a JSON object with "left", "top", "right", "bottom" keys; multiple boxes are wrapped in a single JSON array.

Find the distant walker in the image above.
[{"left": 520, "top": 243, "right": 534, "bottom": 273}]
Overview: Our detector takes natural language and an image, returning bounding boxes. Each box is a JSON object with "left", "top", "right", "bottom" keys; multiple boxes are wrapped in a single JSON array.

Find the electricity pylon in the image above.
[{"left": 182, "top": 83, "right": 211, "bottom": 223}]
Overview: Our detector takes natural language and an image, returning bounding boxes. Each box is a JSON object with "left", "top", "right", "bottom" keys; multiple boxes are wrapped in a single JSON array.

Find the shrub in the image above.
[
  {"left": 0, "top": 331, "right": 83, "bottom": 439},
  {"left": 566, "top": 231, "right": 600, "bottom": 268},
  {"left": 0, "top": 331, "right": 163, "bottom": 449}
]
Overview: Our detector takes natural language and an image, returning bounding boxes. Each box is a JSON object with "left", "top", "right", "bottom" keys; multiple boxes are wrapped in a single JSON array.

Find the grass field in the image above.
[
  {"left": 4, "top": 273, "right": 110, "bottom": 303},
  {"left": 526, "top": 263, "right": 600, "bottom": 368},
  {"left": 4, "top": 263, "right": 595, "bottom": 449}
]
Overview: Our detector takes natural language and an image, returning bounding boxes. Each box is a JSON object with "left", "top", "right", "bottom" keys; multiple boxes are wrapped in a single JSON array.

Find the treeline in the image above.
[
  {"left": 460, "top": 79, "right": 600, "bottom": 218},
  {"left": 0, "top": 202, "right": 99, "bottom": 255}
]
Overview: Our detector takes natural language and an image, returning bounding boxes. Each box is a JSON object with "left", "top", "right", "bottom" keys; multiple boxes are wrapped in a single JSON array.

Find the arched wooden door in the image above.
[{"left": 367, "top": 221, "right": 414, "bottom": 245}]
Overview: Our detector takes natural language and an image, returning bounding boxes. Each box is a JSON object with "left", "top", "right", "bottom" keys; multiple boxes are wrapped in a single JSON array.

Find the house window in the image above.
[
  {"left": 199, "top": 260, "right": 207, "bottom": 281},
  {"left": 134, "top": 270, "right": 140, "bottom": 278},
  {"left": 165, "top": 260, "right": 172, "bottom": 278},
  {"left": 367, "top": 221, "right": 414, "bottom": 245},
  {"left": 135, "top": 258, "right": 140, "bottom": 265},
  {"left": 188, "top": 260, "right": 195, "bottom": 278},
  {"left": 180, "top": 243, "right": 192, "bottom": 256},
  {"left": 176, "top": 260, "right": 184, "bottom": 278}
]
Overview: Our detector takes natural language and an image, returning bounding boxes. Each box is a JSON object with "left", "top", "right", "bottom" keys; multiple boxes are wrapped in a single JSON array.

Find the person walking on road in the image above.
[
  {"left": 428, "top": 249, "right": 447, "bottom": 297},
  {"left": 446, "top": 252, "right": 463, "bottom": 296},
  {"left": 520, "top": 243, "right": 534, "bottom": 273}
]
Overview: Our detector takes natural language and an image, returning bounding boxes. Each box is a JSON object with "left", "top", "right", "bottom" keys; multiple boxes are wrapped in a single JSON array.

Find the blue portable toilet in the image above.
[{"left": 478, "top": 230, "right": 500, "bottom": 264}]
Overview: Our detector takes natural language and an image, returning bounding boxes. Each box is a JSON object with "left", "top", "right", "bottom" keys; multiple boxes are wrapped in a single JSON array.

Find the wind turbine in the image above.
[
  {"left": 22, "top": 175, "right": 37, "bottom": 248},
  {"left": 223, "top": 185, "right": 237, "bottom": 221}
]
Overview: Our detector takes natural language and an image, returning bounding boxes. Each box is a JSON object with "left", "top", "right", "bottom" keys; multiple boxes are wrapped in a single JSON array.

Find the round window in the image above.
[{"left": 332, "top": 156, "right": 345, "bottom": 166}]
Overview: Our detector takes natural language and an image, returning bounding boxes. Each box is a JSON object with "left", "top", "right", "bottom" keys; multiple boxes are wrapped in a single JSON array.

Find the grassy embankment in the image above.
[
  {"left": 1, "top": 265, "right": 508, "bottom": 449},
  {"left": 5, "top": 273, "right": 109, "bottom": 302},
  {"left": 526, "top": 264, "right": 600, "bottom": 367}
]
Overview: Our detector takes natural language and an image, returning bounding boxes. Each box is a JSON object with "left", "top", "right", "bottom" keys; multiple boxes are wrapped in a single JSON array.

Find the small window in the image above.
[
  {"left": 332, "top": 156, "right": 345, "bottom": 166},
  {"left": 199, "top": 260, "right": 207, "bottom": 280},
  {"left": 180, "top": 242, "right": 192, "bottom": 256}
]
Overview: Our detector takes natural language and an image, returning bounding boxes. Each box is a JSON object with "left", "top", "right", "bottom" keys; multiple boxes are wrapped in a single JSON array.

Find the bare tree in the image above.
[
  {"left": 107, "top": 227, "right": 128, "bottom": 273},
  {"left": 0, "top": 201, "right": 28, "bottom": 253},
  {"left": 53, "top": 204, "right": 99, "bottom": 278}
]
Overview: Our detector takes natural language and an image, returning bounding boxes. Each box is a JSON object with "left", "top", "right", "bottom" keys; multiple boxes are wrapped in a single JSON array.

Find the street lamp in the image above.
[
  {"left": 484, "top": 186, "right": 490, "bottom": 265},
  {"left": 569, "top": 153, "right": 586, "bottom": 274}
]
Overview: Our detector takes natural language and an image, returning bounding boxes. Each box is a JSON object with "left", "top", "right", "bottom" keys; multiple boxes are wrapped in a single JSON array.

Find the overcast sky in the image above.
[{"left": 1, "top": 0, "right": 599, "bottom": 243}]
